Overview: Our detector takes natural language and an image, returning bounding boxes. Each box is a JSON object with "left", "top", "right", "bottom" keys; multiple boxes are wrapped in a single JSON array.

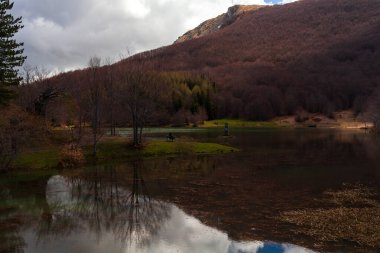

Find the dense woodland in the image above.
[
  {"left": 127, "top": 0, "right": 380, "bottom": 120},
  {"left": 0, "top": 57, "right": 216, "bottom": 170},
  {"left": 16, "top": 61, "right": 216, "bottom": 129},
  {"left": 15, "top": 0, "right": 380, "bottom": 125}
]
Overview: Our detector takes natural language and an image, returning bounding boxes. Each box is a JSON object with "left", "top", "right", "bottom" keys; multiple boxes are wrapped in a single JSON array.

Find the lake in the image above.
[{"left": 1, "top": 129, "right": 380, "bottom": 253}]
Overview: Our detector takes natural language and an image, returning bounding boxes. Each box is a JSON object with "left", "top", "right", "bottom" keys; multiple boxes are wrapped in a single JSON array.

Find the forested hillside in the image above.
[
  {"left": 125, "top": 0, "right": 380, "bottom": 120},
  {"left": 19, "top": 0, "right": 380, "bottom": 124}
]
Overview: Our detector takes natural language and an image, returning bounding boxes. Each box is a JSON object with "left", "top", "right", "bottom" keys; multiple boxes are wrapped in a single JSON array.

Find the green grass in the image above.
[
  {"left": 145, "top": 140, "right": 238, "bottom": 155},
  {"left": 12, "top": 148, "right": 61, "bottom": 169},
  {"left": 200, "top": 119, "right": 279, "bottom": 128},
  {"left": 92, "top": 139, "right": 238, "bottom": 162},
  {"left": 10, "top": 138, "right": 238, "bottom": 170}
]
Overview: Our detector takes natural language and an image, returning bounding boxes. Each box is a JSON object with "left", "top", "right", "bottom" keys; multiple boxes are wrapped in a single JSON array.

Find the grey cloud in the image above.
[{"left": 11, "top": 0, "right": 297, "bottom": 72}]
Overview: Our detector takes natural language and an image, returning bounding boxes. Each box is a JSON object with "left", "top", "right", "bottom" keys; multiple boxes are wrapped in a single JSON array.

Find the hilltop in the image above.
[{"left": 175, "top": 5, "right": 263, "bottom": 44}]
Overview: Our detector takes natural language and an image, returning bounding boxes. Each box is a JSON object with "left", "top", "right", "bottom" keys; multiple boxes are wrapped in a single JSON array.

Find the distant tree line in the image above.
[{"left": 212, "top": 64, "right": 377, "bottom": 121}]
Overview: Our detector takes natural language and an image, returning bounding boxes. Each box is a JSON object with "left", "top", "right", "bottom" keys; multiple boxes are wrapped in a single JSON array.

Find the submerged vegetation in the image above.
[{"left": 280, "top": 183, "right": 380, "bottom": 249}]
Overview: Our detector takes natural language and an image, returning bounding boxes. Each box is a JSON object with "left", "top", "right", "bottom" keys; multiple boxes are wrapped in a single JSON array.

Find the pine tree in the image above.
[{"left": 0, "top": 0, "right": 26, "bottom": 105}]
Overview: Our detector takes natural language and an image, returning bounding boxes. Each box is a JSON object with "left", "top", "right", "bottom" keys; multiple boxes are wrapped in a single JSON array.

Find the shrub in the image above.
[
  {"left": 295, "top": 112, "right": 309, "bottom": 123},
  {"left": 59, "top": 143, "right": 85, "bottom": 168}
]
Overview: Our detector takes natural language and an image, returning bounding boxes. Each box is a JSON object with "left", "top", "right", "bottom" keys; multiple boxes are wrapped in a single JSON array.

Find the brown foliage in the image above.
[
  {"left": 16, "top": 0, "right": 380, "bottom": 121},
  {"left": 59, "top": 143, "right": 85, "bottom": 169},
  {"left": 131, "top": 0, "right": 380, "bottom": 119}
]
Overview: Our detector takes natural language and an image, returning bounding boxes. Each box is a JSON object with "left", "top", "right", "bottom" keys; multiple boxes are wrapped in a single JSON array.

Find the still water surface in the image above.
[
  {"left": 1, "top": 129, "right": 379, "bottom": 253},
  {"left": 21, "top": 175, "right": 314, "bottom": 253}
]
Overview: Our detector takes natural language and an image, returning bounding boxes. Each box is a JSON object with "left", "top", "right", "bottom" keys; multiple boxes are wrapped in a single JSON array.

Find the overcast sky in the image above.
[{"left": 12, "top": 0, "right": 297, "bottom": 72}]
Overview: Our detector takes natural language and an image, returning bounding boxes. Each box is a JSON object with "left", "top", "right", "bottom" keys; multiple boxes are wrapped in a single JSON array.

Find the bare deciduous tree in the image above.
[
  {"left": 367, "top": 87, "right": 380, "bottom": 132},
  {"left": 118, "top": 60, "right": 167, "bottom": 147},
  {"left": 104, "top": 58, "right": 117, "bottom": 136},
  {"left": 88, "top": 56, "right": 104, "bottom": 156}
]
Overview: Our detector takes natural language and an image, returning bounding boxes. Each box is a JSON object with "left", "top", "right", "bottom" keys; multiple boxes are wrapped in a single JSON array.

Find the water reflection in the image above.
[
  {"left": 36, "top": 163, "right": 169, "bottom": 250},
  {"left": 23, "top": 169, "right": 315, "bottom": 253},
  {"left": 0, "top": 189, "right": 26, "bottom": 253},
  {"left": 16, "top": 162, "right": 312, "bottom": 253}
]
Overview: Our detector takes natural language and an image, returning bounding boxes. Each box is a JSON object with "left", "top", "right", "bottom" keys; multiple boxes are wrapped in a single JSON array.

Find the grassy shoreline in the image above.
[
  {"left": 199, "top": 111, "right": 373, "bottom": 129},
  {"left": 11, "top": 138, "right": 238, "bottom": 170},
  {"left": 199, "top": 119, "right": 280, "bottom": 128},
  {"left": 10, "top": 111, "right": 371, "bottom": 171},
  {"left": 94, "top": 138, "right": 238, "bottom": 160}
]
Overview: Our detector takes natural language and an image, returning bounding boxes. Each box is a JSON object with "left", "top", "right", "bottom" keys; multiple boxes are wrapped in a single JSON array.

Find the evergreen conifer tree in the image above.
[{"left": 0, "top": 0, "right": 26, "bottom": 105}]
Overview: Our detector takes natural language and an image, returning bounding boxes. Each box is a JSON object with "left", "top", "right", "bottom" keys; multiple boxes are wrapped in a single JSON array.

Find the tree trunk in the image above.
[
  {"left": 110, "top": 109, "right": 116, "bottom": 136},
  {"left": 132, "top": 114, "right": 139, "bottom": 147},
  {"left": 139, "top": 123, "right": 144, "bottom": 145},
  {"left": 78, "top": 110, "right": 83, "bottom": 142},
  {"left": 93, "top": 131, "right": 97, "bottom": 157},
  {"left": 92, "top": 101, "right": 99, "bottom": 157}
]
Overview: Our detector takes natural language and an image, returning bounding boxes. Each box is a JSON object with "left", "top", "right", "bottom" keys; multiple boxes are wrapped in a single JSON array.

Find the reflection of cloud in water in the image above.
[
  {"left": 25, "top": 175, "right": 317, "bottom": 253},
  {"left": 282, "top": 244, "right": 316, "bottom": 253},
  {"left": 229, "top": 241, "right": 264, "bottom": 252},
  {"left": 130, "top": 206, "right": 315, "bottom": 253},
  {"left": 46, "top": 175, "right": 73, "bottom": 206},
  {"left": 133, "top": 205, "right": 232, "bottom": 252}
]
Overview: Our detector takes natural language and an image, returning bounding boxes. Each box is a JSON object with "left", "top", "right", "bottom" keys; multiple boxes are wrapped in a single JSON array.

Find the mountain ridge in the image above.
[{"left": 175, "top": 5, "right": 264, "bottom": 44}]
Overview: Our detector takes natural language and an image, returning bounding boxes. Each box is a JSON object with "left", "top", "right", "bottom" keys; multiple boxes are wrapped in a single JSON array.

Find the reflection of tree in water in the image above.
[
  {"left": 146, "top": 155, "right": 217, "bottom": 178},
  {"left": 113, "top": 161, "right": 169, "bottom": 246},
  {"left": 0, "top": 189, "right": 26, "bottom": 253},
  {"left": 36, "top": 161, "right": 170, "bottom": 249}
]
